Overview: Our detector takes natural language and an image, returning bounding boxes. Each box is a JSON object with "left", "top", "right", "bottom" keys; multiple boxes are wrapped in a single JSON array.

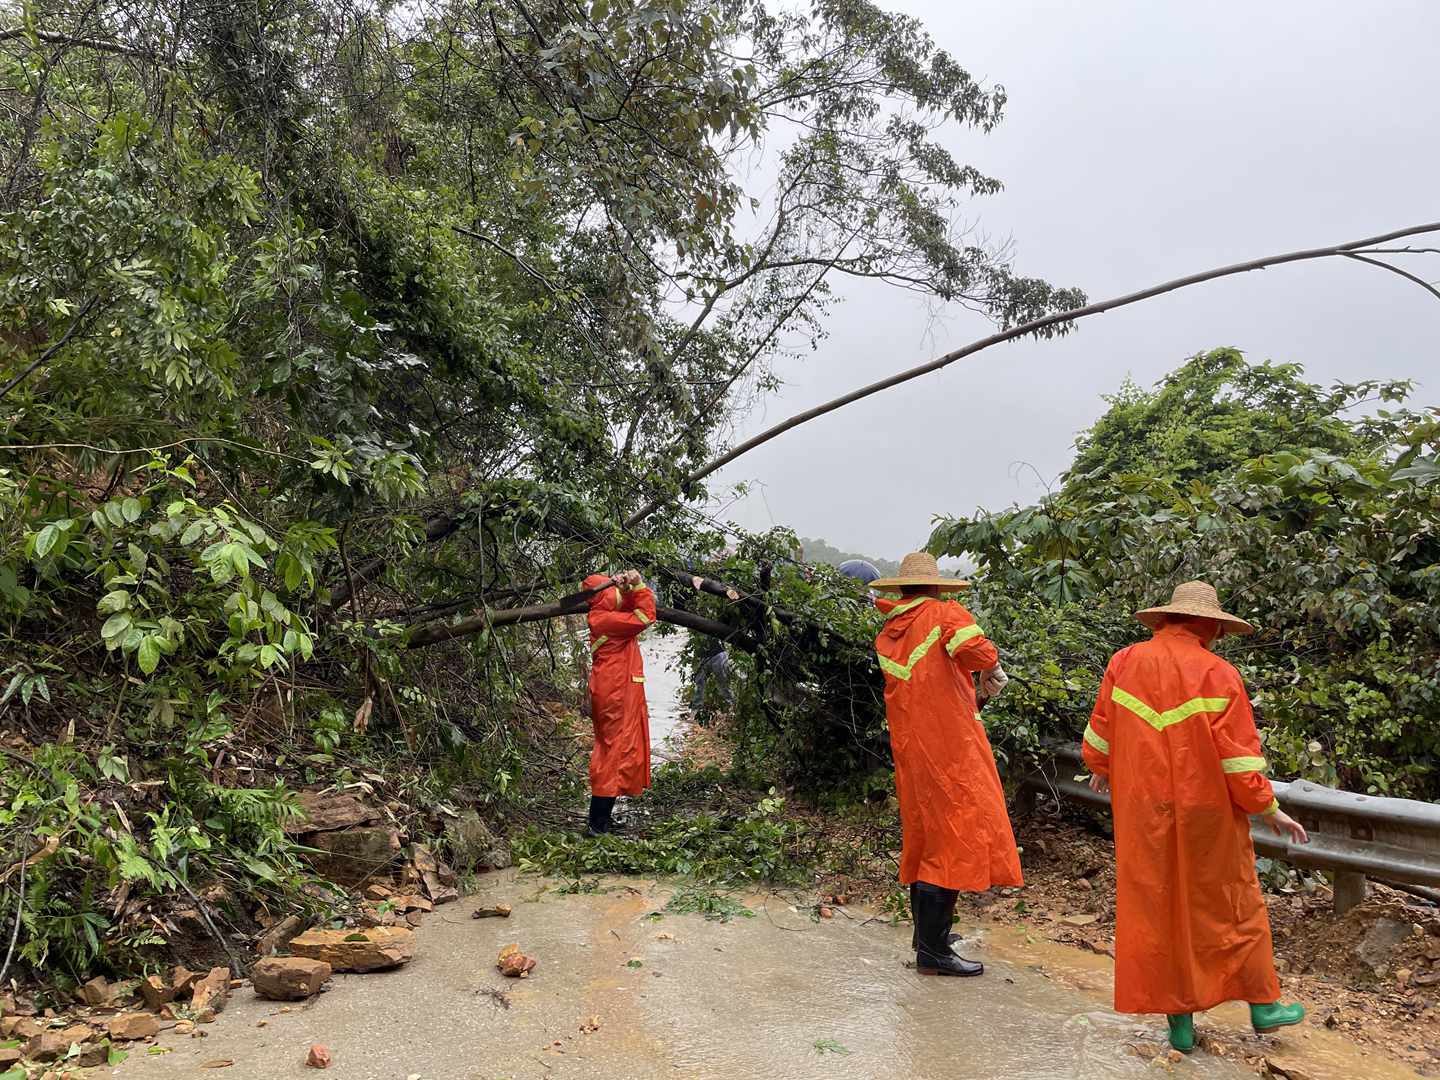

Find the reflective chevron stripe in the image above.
[
  {"left": 1110, "top": 687, "right": 1231, "bottom": 733},
  {"left": 877, "top": 626, "right": 943, "bottom": 681}
]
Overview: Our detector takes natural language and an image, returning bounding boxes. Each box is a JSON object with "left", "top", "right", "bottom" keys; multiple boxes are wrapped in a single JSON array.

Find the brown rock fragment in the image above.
[
  {"left": 189, "top": 967, "right": 232, "bottom": 1015},
  {"left": 139, "top": 974, "right": 175, "bottom": 1011},
  {"left": 252, "top": 957, "right": 332, "bottom": 1001},
  {"left": 302, "top": 827, "right": 402, "bottom": 886},
  {"left": 287, "top": 927, "right": 415, "bottom": 973},
  {"left": 306, "top": 1044, "right": 333, "bottom": 1069},
  {"left": 256, "top": 914, "right": 306, "bottom": 957},
  {"left": 24, "top": 1025, "right": 96, "bottom": 1063},
  {"left": 496, "top": 943, "right": 536, "bottom": 978},
  {"left": 1, "top": 1016, "right": 42, "bottom": 1039},
  {"left": 108, "top": 1012, "right": 161, "bottom": 1040},
  {"left": 171, "top": 965, "right": 203, "bottom": 996},
  {"left": 77, "top": 976, "right": 113, "bottom": 1007},
  {"left": 284, "top": 792, "right": 377, "bottom": 834}
]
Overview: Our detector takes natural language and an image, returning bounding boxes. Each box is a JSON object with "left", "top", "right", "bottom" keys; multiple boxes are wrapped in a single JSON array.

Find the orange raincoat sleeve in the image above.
[
  {"left": 1209, "top": 673, "right": 1278, "bottom": 816},
  {"left": 940, "top": 603, "right": 998, "bottom": 672},
  {"left": 589, "top": 586, "right": 656, "bottom": 640},
  {"left": 1082, "top": 658, "right": 1117, "bottom": 778}
]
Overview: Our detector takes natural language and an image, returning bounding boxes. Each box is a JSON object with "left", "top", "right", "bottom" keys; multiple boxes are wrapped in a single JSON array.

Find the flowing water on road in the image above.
[{"left": 113, "top": 871, "right": 1413, "bottom": 1080}]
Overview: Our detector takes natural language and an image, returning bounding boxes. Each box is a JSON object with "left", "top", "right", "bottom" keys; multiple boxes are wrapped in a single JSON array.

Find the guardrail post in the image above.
[{"left": 1333, "top": 871, "right": 1367, "bottom": 914}]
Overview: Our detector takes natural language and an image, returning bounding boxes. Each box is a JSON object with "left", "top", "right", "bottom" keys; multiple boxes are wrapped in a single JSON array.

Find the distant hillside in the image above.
[{"left": 799, "top": 537, "right": 901, "bottom": 577}]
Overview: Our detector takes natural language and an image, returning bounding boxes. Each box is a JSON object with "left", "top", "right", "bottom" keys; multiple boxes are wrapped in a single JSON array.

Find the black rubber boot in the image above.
[
  {"left": 910, "top": 882, "right": 963, "bottom": 953},
  {"left": 914, "top": 882, "right": 983, "bottom": 977},
  {"left": 586, "top": 796, "right": 616, "bottom": 837}
]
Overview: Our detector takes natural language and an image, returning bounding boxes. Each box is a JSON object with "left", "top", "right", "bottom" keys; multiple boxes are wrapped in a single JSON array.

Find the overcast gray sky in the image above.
[{"left": 710, "top": 0, "right": 1440, "bottom": 561}]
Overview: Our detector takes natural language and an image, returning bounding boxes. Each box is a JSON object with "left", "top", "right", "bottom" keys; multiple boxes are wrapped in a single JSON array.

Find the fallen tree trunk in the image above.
[{"left": 406, "top": 602, "right": 756, "bottom": 652}]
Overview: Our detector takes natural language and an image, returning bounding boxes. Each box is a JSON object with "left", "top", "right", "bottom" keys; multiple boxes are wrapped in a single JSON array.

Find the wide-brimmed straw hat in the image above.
[
  {"left": 869, "top": 552, "right": 970, "bottom": 592},
  {"left": 1135, "top": 581, "right": 1254, "bottom": 636}
]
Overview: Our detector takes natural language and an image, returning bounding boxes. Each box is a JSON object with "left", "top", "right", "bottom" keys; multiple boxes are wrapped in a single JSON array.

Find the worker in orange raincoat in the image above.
[
  {"left": 582, "top": 569, "right": 655, "bottom": 836},
  {"left": 872, "top": 552, "right": 1021, "bottom": 977},
  {"left": 1082, "top": 581, "right": 1309, "bottom": 1053}
]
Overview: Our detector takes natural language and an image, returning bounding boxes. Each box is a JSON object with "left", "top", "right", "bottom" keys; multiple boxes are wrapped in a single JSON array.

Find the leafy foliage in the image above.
[
  {"left": 930, "top": 351, "right": 1440, "bottom": 795},
  {"left": 1, "top": 0, "right": 1078, "bottom": 983},
  {"left": 512, "top": 792, "right": 803, "bottom": 885}
]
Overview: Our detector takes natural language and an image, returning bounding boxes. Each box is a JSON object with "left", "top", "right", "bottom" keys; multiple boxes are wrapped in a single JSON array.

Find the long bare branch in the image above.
[{"left": 622, "top": 220, "right": 1440, "bottom": 529}]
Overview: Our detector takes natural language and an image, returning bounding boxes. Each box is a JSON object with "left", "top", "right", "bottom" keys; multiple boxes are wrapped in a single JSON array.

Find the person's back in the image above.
[
  {"left": 1098, "top": 628, "right": 1256, "bottom": 832},
  {"left": 1082, "top": 582, "right": 1307, "bottom": 1051}
]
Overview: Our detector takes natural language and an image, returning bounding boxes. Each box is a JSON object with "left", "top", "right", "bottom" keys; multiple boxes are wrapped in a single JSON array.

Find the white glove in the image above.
[{"left": 980, "top": 664, "right": 1009, "bottom": 699}]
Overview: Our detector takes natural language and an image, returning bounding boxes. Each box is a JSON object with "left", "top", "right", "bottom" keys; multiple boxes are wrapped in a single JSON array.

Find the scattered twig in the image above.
[
  {"left": 0, "top": 294, "right": 101, "bottom": 401},
  {"left": 0, "top": 850, "right": 27, "bottom": 986},
  {"left": 171, "top": 871, "right": 249, "bottom": 978}
]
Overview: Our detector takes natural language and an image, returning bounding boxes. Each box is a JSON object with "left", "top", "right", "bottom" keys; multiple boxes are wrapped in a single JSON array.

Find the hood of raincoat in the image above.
[
  {"left": 583, "top": 573, "right": 621, "bottom": 611},
  {"left": 875, "top": 595, "right": 935, "bottom": 641}
]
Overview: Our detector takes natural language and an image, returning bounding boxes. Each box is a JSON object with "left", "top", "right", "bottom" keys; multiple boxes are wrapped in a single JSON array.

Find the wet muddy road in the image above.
[{"left": 111, "top": 870, "right": 1410, "bottom": 1080}]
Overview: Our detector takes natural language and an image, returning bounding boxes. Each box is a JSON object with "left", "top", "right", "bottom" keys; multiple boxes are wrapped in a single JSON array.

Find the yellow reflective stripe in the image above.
[
  {"left": 635, "top": 610, "right": 652, "bottom": 625},
  {"left": 885, "top": 597, "right": 930, "bottom": 621},
  {"left": 590, "top": 635, "right": 609, "bottom": 652},
  {"left": 1110, "top": 688, "right": 1231, "bottom": 733},
  {"left": 632, "top": 675, "right": 645, "bottom": 683},
  {"left": 876, "top": 626, "right": 942, "bottom": 682},
  {"left": 1221, "top": 755, "right": 1267, "bottom": 774},
  {"left": 1261, "top": 798, "right": 1279, "bottom": 816},
  {"left": 1083, "top": 724, "right": 1110, "bottom": 755},
  {"left": 945, "top": 623, "right": 983, "bottom": 655}
]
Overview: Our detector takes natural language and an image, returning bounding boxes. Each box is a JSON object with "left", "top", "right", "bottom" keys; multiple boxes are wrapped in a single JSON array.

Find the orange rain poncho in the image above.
[
  {"left": 1082, "top": 622, "right": 1282, "bottom": 1014},
  {"left": 583, "top": 575, "right": 656, "bottom": 798},
  {"left": 874, "top": 596, "right": 1023, "bottom": 892}
]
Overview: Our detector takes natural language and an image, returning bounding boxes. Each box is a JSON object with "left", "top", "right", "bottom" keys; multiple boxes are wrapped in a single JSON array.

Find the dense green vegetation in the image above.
[
  {"left": 0, "top": 0, "right": 1080, "bottom": 989},
  {"left": 931, "top": 349, "right": 1440, "bottom": 795}
]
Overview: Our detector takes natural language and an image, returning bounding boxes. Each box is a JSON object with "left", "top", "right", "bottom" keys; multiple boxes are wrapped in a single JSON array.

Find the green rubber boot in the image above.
[
  {"left": 1250, "top": 1001, "right": 1305, "bottom": 1034},
  {"left": 1166, "top": 1013, "right": 1195, "bottom": 1054}
]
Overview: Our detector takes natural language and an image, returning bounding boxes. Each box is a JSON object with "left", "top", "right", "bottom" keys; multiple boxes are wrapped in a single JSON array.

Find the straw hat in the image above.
[
  {"left": 1135, "top": 581, "right": 1254, "bottom": 636},
  {"left": 869, "top": 552, "right": 970, "bottom": 592}
]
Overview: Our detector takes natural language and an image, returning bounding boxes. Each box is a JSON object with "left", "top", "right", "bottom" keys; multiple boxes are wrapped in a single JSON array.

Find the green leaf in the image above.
[
  {"left": 101, "top": 612, "right": 133, "bottom": 641},
  {"left": 105, "top": 501, "right": 127, "bottom": 527},
  {"left": 98, "top": 590, "right": 131, "bottom": 614},
  {"left": 34, "top": 524, "right": 59, "bottom": 559},
  {"left": 137, "top": 636, "right": 161, "bottom": 674},
  {"left": 121, "top": 496, "right": 142, "bottom": 522},
  {"left": 180, "top": 520, "right": 207, "bottom": 545}
]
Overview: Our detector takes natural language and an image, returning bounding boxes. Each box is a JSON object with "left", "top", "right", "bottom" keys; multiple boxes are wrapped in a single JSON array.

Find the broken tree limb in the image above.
[
  {"left": 623, "top": 219, "right": 1440, "bottom": 529},
  {"left": 324, "top": 513, "right": 464, "bottom": 614},
  {"left": 656, "top": 567, "right": 802, "bottom": 627},
  {"left": 405, "top": 601, "right": 755, "bottom": 652}
]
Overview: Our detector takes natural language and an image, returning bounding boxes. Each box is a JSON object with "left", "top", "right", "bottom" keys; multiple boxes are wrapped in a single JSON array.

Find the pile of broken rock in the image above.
[
  {"left": 0, "top": 791, "right": 490, "bottom": 1077},
  {"left": 0, "top": 964, "right": 235, "bottom": 1073}
]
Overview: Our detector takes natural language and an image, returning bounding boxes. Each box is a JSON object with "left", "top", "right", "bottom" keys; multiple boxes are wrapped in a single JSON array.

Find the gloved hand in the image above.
[{"left": 980, "top": 664, "right": 1009, "bottom": 699}]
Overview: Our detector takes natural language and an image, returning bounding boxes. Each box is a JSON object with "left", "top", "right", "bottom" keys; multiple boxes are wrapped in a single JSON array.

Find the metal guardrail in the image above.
[{"left": 1018, "top": 744, "right": 1440, "bottom": 914}]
